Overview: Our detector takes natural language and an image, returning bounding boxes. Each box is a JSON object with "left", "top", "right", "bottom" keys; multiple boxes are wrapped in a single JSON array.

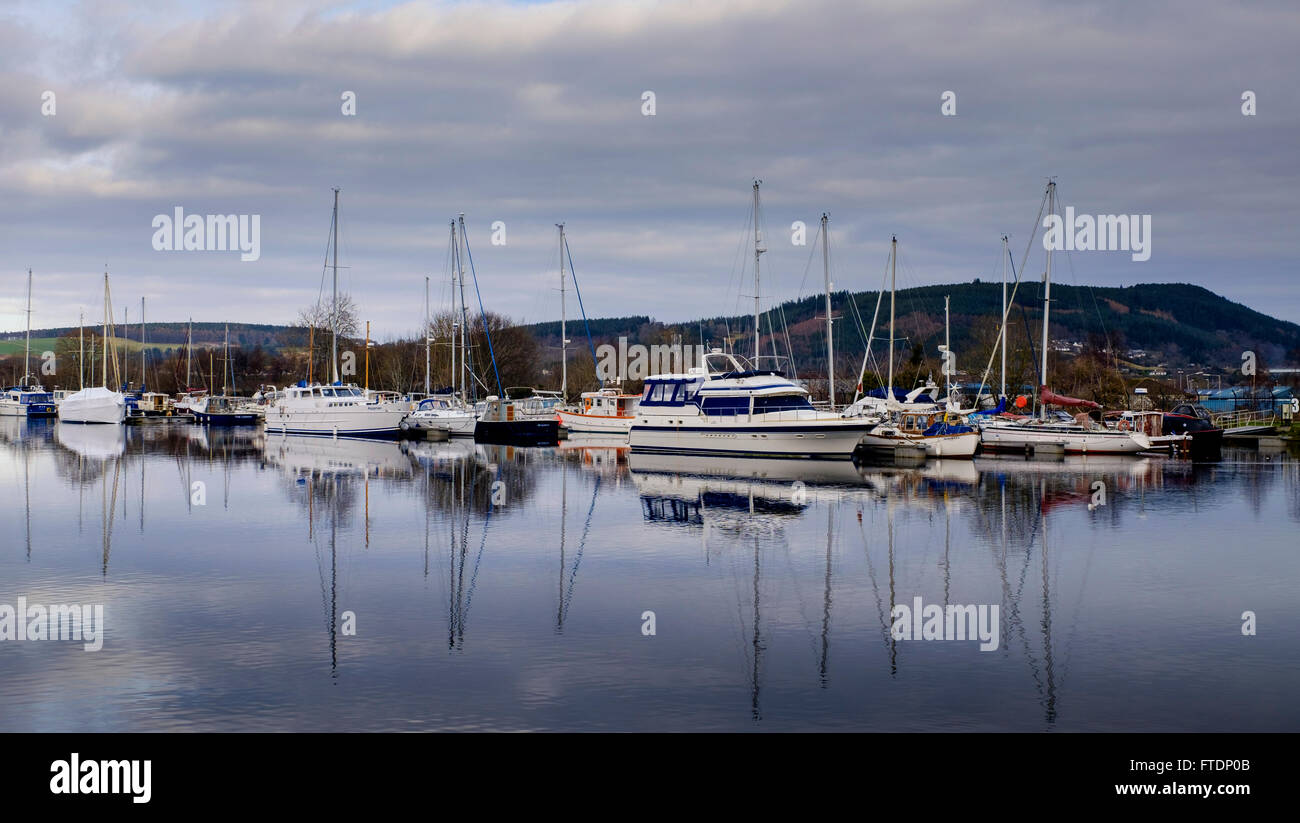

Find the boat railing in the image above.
[
  {"left": 1211, "top": 408, "right": 1276, "bottom": 431},
  {"left": 754, "top": 409, "right": 814, "bottom": 423}
]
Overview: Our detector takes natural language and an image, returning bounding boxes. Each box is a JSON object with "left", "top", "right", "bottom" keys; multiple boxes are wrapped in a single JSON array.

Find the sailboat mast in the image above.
[
  {"left": 331, "top": 187, "right": 340, "bottom": 385},
  {"left": 186, "top": 318, "right": 192, "bottom": 388},
  {"left": 79, "top": 311, "right": 84, "bottom": 390},
  {"left": 558, "top": 223, "right": 567, "bottom": 399},
  {"left": 449, "top": 221, "right": 460, "bottom": 401},
  {"left": 821, "top": 214, "right": 833, "bottom": 410},
  {"left": 24, "top": 269, "right": 31, "bottom": 382},
  {"left": 424, "top": 275, "right": 431, "bottom": 397},
  {"left": 1039, "top": 181, "right": 1055, "bottom": 420},
  {"left": 752, "top": 180, "right": 764, "bottom": 366},
  {"left": 887, "top": 236, "right": 896, "bottom": 402},
  {"left": 223, "top": 323, "right": 229, "bottom": 394},
  {"left": 456, "top": 214, "right": 469, "bottom": 404},
  {"left": 448, "top": 222, "right": 460, "bottom": 398},
  {"left": 1001, "top": 234, "right": 1008, "bottom": 399},
  {"left": 141, "top": 296, "right": 146, "bottom": 391},
  {"left": 944, "top": 295, "right": 950, "bottom": 403},
  {"left": 101, "top": 272, "right": 108, "bottom": 389}
]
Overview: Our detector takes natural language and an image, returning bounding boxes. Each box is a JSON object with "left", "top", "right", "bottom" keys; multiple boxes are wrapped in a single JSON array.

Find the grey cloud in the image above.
[{"left": 1, "top": 0, "right": 1297, "bottom": 334}]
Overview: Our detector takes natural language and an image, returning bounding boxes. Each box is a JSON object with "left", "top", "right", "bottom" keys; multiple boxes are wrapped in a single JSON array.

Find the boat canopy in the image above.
[{"left": 1041, "top": 386, "right": 1101, "bottom": 410}]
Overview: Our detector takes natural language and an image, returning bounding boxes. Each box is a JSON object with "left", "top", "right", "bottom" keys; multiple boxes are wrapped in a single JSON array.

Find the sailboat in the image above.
[
  {"left": 628, "top": 182, "right": 875, "bottom": 458},
  {"left": 978, "top": 181, "right": 1150, "bottom": 455},
  {"left": 192, "top": 324, "right": 260, "bottom": 425},
  {"left": 552, "top": 224, "right": 642, "bottom": 434},
  {"left": 850, "top": 238, "right": 980, "bottom": 457},
  {"left": 0, "top": 270, "right": 56, "bottom": 417},
  {"left": 459, "top": 213, "right": 560, "bottom": 445},
  {"left": 174, "top": 318, "right": 210, "bottom": 413},
  {"left": 402, "top": 224, "right": 477, "bottom": 437},
  {"left": 266, "top": 189, "right": 409, "bottom": 439},
  {"left": 58, "top": 272, "right": 127, "bottom": 424}
]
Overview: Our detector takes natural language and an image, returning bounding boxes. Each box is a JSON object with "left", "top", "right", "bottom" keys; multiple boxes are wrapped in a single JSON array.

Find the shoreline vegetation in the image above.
[{"left": 2, "top": 281, "right": 1297, "bottom": 405}]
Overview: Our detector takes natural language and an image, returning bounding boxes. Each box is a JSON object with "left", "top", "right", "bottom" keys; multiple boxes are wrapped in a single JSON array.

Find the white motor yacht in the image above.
[
  {"left": 266, "top": 383, "right": 408, "bottom": 438},
  {"left": 628, "top": 351, "right": 874, "bottom": 459}
]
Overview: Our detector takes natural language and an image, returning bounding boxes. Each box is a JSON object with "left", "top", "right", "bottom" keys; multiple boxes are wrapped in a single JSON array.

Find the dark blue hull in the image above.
[
  {"left": 474, "top": 419, "right": 559, "bottom": 446},
  {"left": 195, "top": 412, "right": 261, "bottom": 426}
]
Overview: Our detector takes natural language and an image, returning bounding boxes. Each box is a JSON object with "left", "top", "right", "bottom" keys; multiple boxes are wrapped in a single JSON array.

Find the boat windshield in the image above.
[{"left": 752, "top": 394, "right": 813, "bottom": 413}]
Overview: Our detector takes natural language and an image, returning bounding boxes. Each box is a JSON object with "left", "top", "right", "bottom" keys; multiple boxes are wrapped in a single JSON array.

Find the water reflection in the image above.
[{"left": 1, "top": 413, "right": 1297, "bottom": 731}]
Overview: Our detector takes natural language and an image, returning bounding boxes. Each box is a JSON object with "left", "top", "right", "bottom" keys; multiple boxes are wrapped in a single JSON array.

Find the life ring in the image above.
[{"left": 1118, "top": 418, "right": 1131, "bottom": 431}]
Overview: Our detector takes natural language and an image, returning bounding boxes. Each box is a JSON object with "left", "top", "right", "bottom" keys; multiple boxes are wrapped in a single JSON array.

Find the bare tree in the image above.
[{"left": 296, "top": 293, "right": 359, "bottom": 340}]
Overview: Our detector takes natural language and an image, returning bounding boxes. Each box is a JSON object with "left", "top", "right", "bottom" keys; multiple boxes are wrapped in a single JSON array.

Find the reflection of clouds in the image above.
[{"left": 3, "top": 425, "right": 1298, "bottom": 731}]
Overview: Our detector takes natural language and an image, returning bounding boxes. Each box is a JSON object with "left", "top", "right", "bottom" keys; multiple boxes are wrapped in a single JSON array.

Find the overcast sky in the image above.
[{"left": 1, "top": 0, "right": 1297, "bottom": 340}]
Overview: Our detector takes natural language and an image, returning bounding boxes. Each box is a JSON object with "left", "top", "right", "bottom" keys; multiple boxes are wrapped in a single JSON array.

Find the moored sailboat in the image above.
[
  {"left": 977, "top": 182, "right": 1149, "bottom": 455},
  {"left": 58, "top": 272, "right": 127, "bottom": 424},
  {"left": 266, "top": 188, "right": 407, "bottom": 439},
  {"left": 851, "top": 239, "right": 979, "bottom": 458},
  {"left": 1, "top": 270, "right": 56, "bottom": 418}
]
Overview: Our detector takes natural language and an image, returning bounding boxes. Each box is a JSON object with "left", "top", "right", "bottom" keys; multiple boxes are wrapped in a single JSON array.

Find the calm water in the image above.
[{"left": 1, "top": 417, "right": 1297, "bottom": 732}]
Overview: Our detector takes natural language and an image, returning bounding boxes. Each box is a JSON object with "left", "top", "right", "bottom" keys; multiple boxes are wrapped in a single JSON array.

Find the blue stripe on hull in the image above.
[
  {"left": 629, "top": 444, "right": 856, "bottom": 460},
  {"left": 631, "top": 423, "right": 874, "bottom": 435}
]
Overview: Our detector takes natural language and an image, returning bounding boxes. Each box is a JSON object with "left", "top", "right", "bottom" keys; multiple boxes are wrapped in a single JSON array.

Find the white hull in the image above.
[
  {"left": 403, "top": 412, "right": 476, "bottom": 436},
  {"left": 57, "top": 388, "right": 126, "bottom": 424},
  {"left": 630, "top": 419, "right": 871, "bottom": 458},
  {"left": 265, "top": 404, "right": 408, "bottom": 438},
  {"left": 858, "top": 430, "right": 981, "bottom": 457},
  {"left": 557, "top": 410, "right": 635, "bottom": 434},
  {"left": 980, "top": 422, "right": 1149, "bottom": 454}
]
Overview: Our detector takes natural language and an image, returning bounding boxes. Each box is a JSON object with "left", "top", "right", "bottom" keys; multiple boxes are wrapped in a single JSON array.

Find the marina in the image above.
[{"left": 2, "top": 0, "right": 1297, "bottom": 805}]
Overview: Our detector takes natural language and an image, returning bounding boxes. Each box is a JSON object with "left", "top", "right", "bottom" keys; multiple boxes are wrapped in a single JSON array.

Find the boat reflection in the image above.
[
  {"left": 628, "top": 447, "right": 1205, "bottom": 726},
  {"left": 263, "top": 433, "right": 412, "bottom": 479},
  {"left": 56, "top": 421, "right": 125, "bottom": 460},
  {"left": 556, "top": 433, "right": 629, "bottom": 481}
]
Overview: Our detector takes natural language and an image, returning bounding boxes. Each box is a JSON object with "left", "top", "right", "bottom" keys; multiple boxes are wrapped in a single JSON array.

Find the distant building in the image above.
[{"left": 1196, "top": 386, "right": 1295, "bottom": 414}]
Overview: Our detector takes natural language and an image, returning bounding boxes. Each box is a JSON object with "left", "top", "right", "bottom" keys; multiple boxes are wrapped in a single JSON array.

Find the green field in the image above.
[{"left": 0, "top": 337, "right": 180, "bottom": 355}]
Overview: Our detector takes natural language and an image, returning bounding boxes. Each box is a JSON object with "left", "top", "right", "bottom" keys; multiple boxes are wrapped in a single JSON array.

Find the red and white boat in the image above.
[{"left": 557, "top": 387, "right": 640, "bottom": 435}]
